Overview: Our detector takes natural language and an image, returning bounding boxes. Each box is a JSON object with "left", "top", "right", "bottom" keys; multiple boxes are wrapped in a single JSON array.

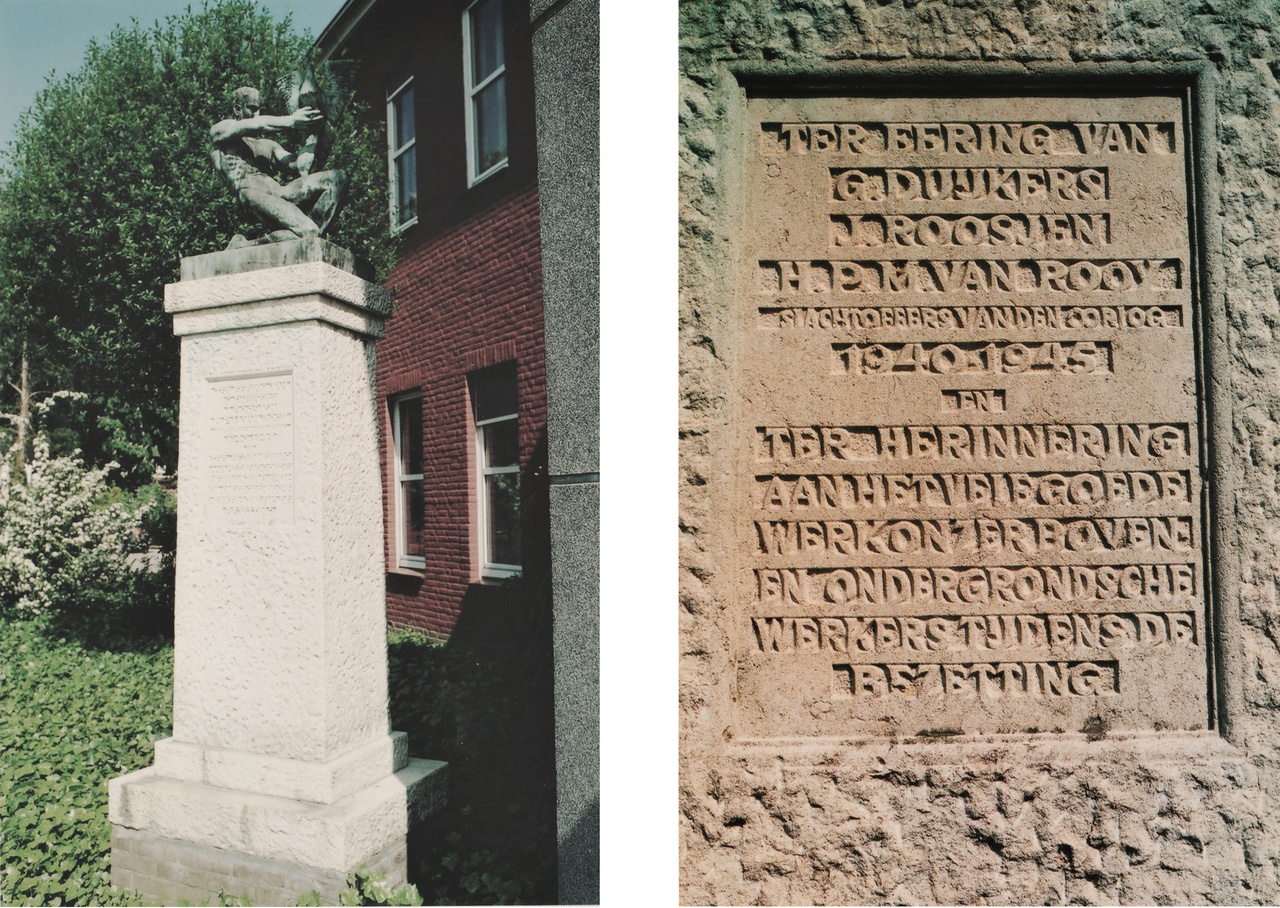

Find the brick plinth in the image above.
[{"left": 111, "top": 826, "right": 407, "bottom": 906}]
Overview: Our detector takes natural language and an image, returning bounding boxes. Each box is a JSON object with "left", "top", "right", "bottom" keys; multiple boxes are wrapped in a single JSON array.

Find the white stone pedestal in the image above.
[{"left": 109, "top": 239, "right": 445, "bottom": 906}]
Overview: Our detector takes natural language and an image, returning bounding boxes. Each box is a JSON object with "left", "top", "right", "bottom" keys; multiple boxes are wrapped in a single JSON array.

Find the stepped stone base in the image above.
[{"left": 109, "top": 757, "right": 446, "bottom": 906}]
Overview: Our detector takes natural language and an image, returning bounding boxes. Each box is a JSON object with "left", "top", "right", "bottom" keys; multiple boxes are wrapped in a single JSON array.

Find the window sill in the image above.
[
  {"left": 467, "top": 158, "right": 509, "bottom": 189},
  {"left": 391, "top": 216, "right": 418, "bottom": 235},
  {"left": 388, "top": 564, "right": 425, "bottom": 578},
  {"left": 471, "top": 573, "right": 523, "bottom": 588}
]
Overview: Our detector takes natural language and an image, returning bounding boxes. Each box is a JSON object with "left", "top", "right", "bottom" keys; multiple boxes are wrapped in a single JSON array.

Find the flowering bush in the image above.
[{"left": 0, "top": 433, "right": 146, "bottom": 620}]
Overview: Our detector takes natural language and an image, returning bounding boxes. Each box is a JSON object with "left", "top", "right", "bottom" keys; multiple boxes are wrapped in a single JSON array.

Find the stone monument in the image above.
[
  {"left": 682, "top": 5, "right": 1280, "bottom": 902},
  {"left": 107, "top": 206, "right": 444, "bottom": 901}
]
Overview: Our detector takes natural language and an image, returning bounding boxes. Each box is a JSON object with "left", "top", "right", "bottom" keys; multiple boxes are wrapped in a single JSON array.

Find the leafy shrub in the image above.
[
  {"left": 77, "top": 480, "right": 177, "bottom": 642},
  {"left": 2, "top": 621, "right": 555, "bottom": 906},
  {"left": 387, "top": 628, "right": 557, "bottom": 904},
  {"left": 0, "top": 435, "right": 138, "bottom": 618},
  {"left": 296, "top": 870, "right": 424, "bottom": 906},
  {"left": 133, "top": 483, "right": 177, "bottom": 553},
  {"left": 0, "top": 403, "right": 174, "bottom": 638}
]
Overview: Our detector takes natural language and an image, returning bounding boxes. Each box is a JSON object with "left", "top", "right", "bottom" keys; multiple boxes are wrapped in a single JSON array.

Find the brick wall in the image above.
[
  {"left": 377, "top": 186, "right": 547, "bottom": 636},
  {"left": 328, "top": 0, "right": 548, "bottom": 637},
  {"left": 111, "top": 826, "right": 408, "bottom": 906}
]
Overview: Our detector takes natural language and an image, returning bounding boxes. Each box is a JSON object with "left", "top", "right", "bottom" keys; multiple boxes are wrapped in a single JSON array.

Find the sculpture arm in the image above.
[
  {"left": 272, "top": 143, "right": 303, "bottom": 176},
  {"left": 209, "top": 107, "right": 324, "bottom": 144},
  {"left": 294, "top": 134, "right": 321, "bottom": 177}
]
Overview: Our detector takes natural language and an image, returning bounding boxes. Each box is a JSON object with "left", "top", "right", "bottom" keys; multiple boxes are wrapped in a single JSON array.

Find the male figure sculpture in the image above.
[{"left": 211, "top": 86, "right": 348, "bottom": 248}]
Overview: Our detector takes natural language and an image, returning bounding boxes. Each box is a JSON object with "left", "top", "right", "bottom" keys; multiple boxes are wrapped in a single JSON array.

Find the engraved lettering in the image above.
[
  {"left": 205, "top": 373, "right": 294, "bottom": 525},
  {"left": 741, "top": 95, "right": 1206, "bottom": 736},
  {"left": 835, "top": 661, "right": 1121, "bottom": 697},
  {"left": 753, "top": 472, "right": 1193, "bottom": 510},
  {"left": 768, "top": 122, "right": 1174, "bottom": 157},
  {"left": 834, "top": 213, "right": 1110, "bottom": 249},
  {"left": 758, "top": 612, "right": 1196, "bottom": 654},
  {"left": 835, "top": 341, "right": 1111, "bottom": 376},
  {"left": 865, "top": 166, "right": 1109, "bottom": 201},
  {"left": 761, "top": 259, "right": 1181, "bottom": 295},
  {"left": 760, "top": 305, "right": 1183, "bottom": 331},
  {"left": 756, "top": 564, "right": 1196, "bottom": 606}
]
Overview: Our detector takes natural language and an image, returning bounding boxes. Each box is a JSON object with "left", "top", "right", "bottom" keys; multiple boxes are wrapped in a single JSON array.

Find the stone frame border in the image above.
[{"left": 710, "top": 60, "right": 1239, "bottom": 747}]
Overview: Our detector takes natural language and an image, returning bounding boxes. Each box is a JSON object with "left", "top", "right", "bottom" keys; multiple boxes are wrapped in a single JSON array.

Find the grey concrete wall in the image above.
[
  {"left": 681, "top": 1, "right": 1280, "bottom": 904},
  {"left": 548, "top": 480, "right": 600, "bottom": 903},
  {"left": 530, "top": 0, "right": 600, "bottom": 902}
]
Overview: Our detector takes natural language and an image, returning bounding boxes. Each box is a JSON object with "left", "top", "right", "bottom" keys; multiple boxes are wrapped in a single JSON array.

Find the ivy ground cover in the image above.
[
  {"left": 1, "top": 620, "right": 557, "bottom": 906},
  {"left": 0, "top": 618, "right": 172, "bottom": 906}
]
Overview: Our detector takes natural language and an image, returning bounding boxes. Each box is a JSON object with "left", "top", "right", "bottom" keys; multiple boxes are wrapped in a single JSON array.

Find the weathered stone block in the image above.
[{"left": 110, "top": 758, "right": 446, "bottom": 870}]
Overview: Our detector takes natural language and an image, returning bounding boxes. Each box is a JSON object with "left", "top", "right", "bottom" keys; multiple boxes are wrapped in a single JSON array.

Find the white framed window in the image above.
[
  {"left": 391, "top": 393, "right": 425, "bottom": 570},
  {"left": 463, "top": 0, "right": 508, "bottom": 186},
  {"left": 386, "top": 75, "right": 417, "bottom": 229},
  {"left": 470, "top": 364, "right": 520, "bottom": 578}
]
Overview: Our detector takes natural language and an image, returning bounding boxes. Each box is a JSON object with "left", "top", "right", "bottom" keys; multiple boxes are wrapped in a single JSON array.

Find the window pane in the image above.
[
  {"left": 474, "top": 77, "right": 507, "bottom": 173},
  {"left": 470, "top": 0, "right": 504, "bottom": 83},
  {"left": 472, "top": 362, "right": 517, "bottom": 421},
  {"left": 483, "top": 420, "right": 518, "bottom": 469},
  {"left": 398, "top": 398, "right": 422, "bottom": 475},
  {"left": 403, "top": 479, "right": 425, "bottom": 559},
  {"left": 395, "top": 147, "right": 417, "bottom": 224},
  {"left": 486, "top": 472, "right": 520, "bottom": 565},
  {"left": 393, "top": 86, "right": 415, "bottom": 148}
]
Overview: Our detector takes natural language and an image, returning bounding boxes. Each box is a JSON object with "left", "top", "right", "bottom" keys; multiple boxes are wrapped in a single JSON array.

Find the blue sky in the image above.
[{"left": 0, "top": 0, "right": 347, "bottom": 152}]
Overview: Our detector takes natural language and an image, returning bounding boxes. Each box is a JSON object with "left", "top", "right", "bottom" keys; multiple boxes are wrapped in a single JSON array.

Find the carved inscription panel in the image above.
[
  {"left": 737, "top": 95, "right": 1209, "bottom": 737},
  {"left": 205, "top": 371, "right": 295, "bottom": 525}
]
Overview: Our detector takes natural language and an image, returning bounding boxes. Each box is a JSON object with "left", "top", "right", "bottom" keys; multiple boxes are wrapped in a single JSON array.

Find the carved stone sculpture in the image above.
[{"left": 210, "top": 84, "right": 348, "bottom": 249}]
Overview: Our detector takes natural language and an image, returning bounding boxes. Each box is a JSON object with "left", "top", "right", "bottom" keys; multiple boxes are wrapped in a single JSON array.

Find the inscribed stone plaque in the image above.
[
  {"left": 205, "top": 371, "right": 295, "bottom": 524},
  {"left": 738, "top": 94, "right": 1210, "bottom": 738}
]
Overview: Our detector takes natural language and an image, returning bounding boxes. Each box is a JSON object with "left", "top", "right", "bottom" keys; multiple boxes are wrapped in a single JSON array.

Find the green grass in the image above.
[{"left": 0, "top": 620, "right": 557, "bottom": 906}]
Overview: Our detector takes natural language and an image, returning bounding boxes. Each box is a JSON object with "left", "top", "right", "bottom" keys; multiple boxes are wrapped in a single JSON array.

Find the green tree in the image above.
[{"left": 0, "top": 0, "right": 396, "bottom": 481}]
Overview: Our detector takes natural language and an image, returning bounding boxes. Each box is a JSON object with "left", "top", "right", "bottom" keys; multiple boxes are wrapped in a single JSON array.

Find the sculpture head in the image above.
[{"left": 231, "top": 87, "right": 262, "bottom": 120}]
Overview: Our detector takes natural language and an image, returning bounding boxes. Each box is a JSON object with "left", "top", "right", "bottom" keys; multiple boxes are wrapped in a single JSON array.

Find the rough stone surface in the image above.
[
  {"left": 548, "top": 481, "right": 601, "bottom": 902},
  {"left": 533, "top": 0, "right": 601, "bottom": 478},
  {"left": 166, "top": 258, "right": 392, "bottom": 329},
  {"left": 165, "top": 296, "right": 387, "bottom": 762},
  {"left": 179, "top": 237, "right": 366, "bottom": 281},
  {"left": 151, "top": 731, "right": 409, "bottom": 804},
  {"left": 109, "top": 758, "right": 446, "bottom": 871},
  {"left": 681, "top": 2, "right": 1280, "bottom": 904}
]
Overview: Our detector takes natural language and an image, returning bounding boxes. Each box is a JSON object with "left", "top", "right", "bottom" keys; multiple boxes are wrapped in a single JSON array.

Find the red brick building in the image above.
[
  {"left": 317, "top": 0, "right": 548, "bottom": 638},
  {"left": 317, "top": 1, "right": 598, "bottom": 899}
]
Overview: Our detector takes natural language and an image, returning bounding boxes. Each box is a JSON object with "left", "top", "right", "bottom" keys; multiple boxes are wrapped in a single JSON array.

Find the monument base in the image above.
[
  {"left": 109, "top": 757, "right": 445, "bottom": 905},
  {"left": 110, "top": 827, "right": 407, "bottom": 907}
]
